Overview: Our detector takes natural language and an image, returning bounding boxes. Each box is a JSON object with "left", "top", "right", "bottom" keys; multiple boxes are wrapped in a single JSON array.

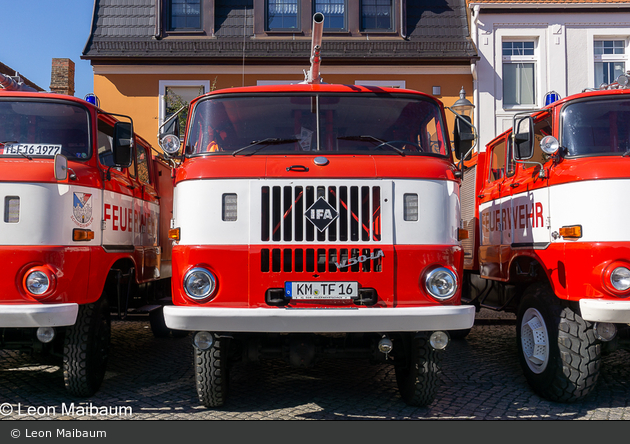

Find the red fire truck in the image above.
[
  {"left": 0, "top": 74, "right": 175, "bottom": 396},
  {"left": 459, "top": 77, "right": 630, "bottom": 402},
  {"left": 161, "top": 13, "right": 474, "bottom": 407}
]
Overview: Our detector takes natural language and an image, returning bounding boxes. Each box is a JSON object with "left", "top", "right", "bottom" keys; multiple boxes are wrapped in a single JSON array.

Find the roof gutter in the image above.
[{"left": 468, "top": 2, "right": 630, "bottom": 8}]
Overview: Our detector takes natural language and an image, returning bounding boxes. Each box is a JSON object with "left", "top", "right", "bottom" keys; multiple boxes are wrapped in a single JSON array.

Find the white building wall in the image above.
[{"left": 471, "top": 7, "right": 630, "bottom": 152}]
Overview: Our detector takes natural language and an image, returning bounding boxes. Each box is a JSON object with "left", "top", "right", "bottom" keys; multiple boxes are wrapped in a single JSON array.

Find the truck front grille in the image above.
[
  {"left": 260, "top": 185, "right": 382, "bottom": 243},
  {"left": 260, "top": 247, "right": 384, "bottom": 273}
]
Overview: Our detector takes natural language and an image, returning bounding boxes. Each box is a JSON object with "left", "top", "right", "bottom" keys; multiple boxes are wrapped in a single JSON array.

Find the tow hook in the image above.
[{"left": 378, "top": 335, "right": 393, "bottom": 355}]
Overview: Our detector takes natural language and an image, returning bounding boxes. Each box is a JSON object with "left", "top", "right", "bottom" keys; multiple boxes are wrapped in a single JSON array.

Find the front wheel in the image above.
[
  {"left": 63, "top": 296, "right": 111, "bottom": 397},
  {"left": 516, "top": 283, "right": 601, "bottom": 402},
  {"left": 394, "top": 333, "right": 442, "bottom": 406},
  {"left": 195, "top": 336, "right": 230, "bottom": 408}
]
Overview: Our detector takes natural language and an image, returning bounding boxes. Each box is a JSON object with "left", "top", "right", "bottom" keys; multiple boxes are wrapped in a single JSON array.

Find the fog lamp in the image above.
[
  {"left": 429, "top": 331, "right": 449, "bottom": 350},
  {"left": 36, "top": 327, "right": 55, "bottom": 344},
  {"left": 594, "top": 322, "right": 617, "bottom": 342},
  {"left": 193, "top": 331, "right": 214, "bottom": 350}
]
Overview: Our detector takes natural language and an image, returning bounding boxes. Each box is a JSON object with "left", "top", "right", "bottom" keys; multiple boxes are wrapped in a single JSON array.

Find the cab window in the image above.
[
  {"left": 523, "top": 117, "right": 553, "bottom": 169},
  {"left": 488, "top": 139, "right": 507, "bottom": 182},
  {"left": 136, "top": 144, "right": 151, "bottom": 185}
]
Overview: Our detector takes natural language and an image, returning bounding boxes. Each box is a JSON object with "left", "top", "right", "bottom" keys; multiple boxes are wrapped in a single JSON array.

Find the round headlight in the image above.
[
  {"left": 25, "top": 270, "right": 50, "bottom": 296},
  {"left": 183, "top": 267, "right": 216, "bottom": 300},
  {"left": 425, "top": 267, "right": 457, "bottom": 300},
  {"left": 611, "top": 267, "right": 630, "bottom": 292},
  {"left": 540, "top": 135, "right": 559, "bottom": 155},
  {"left": 160, "top": 134, "right": 181, "bottom": 155}
]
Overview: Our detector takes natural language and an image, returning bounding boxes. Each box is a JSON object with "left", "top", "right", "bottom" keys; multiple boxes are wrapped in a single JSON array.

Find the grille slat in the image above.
[
  {"left": 261, "top": 184, "right": 382, "bottom": 243},
  {"left": 261, "top": 247, "right": 384, "bottom": 273}
]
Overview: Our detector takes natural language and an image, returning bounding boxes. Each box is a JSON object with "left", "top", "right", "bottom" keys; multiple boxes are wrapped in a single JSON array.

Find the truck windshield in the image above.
[
  {"left": 562, "top": 97, "right": 630, "bottom": 156},
  {"left": 0, "top": 100, "right": 90, "bottom": 160},
  {"left": 186, "top": 93, "right": 449, "bottom": 157}
]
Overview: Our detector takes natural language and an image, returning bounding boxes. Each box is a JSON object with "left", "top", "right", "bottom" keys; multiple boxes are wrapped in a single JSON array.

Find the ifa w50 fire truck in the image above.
[
  {"left": 160, "top": 13, "right": 474, "bottom": 408},
  {"left": 0, "top": 74, "right": 175, "bottom": 396},
  {"left": 458, "top": 76, "right": 630, "bottom": 402}
]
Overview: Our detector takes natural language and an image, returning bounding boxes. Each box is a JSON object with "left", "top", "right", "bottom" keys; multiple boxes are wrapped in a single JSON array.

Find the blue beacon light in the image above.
[{"left": 84, "top": 93, "right": 100, "bottom": 107}]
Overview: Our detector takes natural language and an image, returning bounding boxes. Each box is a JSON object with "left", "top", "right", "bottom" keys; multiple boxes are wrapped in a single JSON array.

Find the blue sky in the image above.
[{"left": 2, "top": 0, "right": 96, "bottom": 99}]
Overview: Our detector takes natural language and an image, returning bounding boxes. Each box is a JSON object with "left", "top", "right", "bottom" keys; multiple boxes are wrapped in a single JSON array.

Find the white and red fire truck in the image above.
[
  {"left": 458, "top": 77, "right": 630, "bottom": 402},
  {"left": 0, "top": 74, "right": 175, "bottom": 396},
  {"left": 161, "top": 13, "right": 474, "bottom": 408}
]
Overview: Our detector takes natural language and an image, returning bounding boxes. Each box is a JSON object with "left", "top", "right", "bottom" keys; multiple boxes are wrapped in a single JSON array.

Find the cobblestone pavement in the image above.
[{"left": 1, "top": 310, "right": 629, "bottom": 421}]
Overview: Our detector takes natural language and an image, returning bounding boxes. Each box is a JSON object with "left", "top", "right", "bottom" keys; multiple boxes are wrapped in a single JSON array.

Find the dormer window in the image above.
[
  {"left": 267, "top": 0, "right": 299, "bottom": 30},
  {"left": 360, "top": 0, "right": 393, "bottom": 32},
  {"left": 168, "top": 0, "right": 202, "bottom": 31}
]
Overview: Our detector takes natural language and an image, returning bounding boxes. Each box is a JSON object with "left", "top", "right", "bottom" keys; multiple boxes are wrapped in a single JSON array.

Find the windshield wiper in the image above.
[
  {"left": 0, "top": 141, "right": 31, "bottom": 160},
  {"left": 337, "top": 135, "right": 405, "bottom": 156},
  {"left": 231, "top": 138, "right": 299, "bottom": 157},
  {"left": 623, "top": 149, "right": 630, "bottom": 157}
]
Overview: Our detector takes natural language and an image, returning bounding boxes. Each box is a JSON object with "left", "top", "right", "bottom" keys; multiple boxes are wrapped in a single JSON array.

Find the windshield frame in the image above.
[
  {"left": 560, "top": 95, "right": 630, "bottom": 159},
  {"left": 0, "top": 97, "right": 92, "bottom": 161},
  {"left": 184, "top": 91, "right": 451, "bottom": 159}
]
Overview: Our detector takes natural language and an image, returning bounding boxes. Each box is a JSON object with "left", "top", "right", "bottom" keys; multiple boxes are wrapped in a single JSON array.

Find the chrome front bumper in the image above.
[{"left": 164, "top": 305, "right": 475, "bottom": 333}]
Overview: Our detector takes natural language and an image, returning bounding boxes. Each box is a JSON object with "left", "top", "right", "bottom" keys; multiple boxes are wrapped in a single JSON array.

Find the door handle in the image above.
[
  {"left": 510, "top": 183, "right": 520, "bottom": 188},
  {"left": 477, "top": 194, "right": 485, "bottom": 199},
  {"left": 287, "top": 165, "right": 309, "bottom": 172}
]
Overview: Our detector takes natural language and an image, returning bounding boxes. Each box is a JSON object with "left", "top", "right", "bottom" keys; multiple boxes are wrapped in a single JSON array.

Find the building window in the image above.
[
  {"left": 315, "top": 0, "right": 345, "bottom": 30},
  {"left": 267, "top": 0, "right": 299, "bottom": 30},
  {"left": 594, "top": 40, "right": 626, "bottom": 87},
  {"left": 502, "top": 41, "right": 536, "bottom": 107},
  {"left": 159, "top": 81, "right": 210, "bottom": 138},
  {"left": 168, "top": 0, "right": 202, "bottom": 31},
  {"left": 360, "top": 0, "right": 392, "bottom": 31}
]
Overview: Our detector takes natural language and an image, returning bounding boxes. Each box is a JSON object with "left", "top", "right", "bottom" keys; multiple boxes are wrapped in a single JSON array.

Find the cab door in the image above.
[
  {"left": 507, "top": 116, "right": 553, "bottom": 252},
  {"left": 133, "top": 140, "right": 161, "bottom": 282},
  {"left": 478, "top": 136, "right": 510, "bottom": 279},
  {"left": 98, "top": 115, "right": 135, "bottom": 250}
]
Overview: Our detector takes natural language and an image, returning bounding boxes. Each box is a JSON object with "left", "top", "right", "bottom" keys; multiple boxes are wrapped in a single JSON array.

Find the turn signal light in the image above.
[
  {"left": 559, "top": 225, "right": 582, "bottom": 239},
  {"left": 169, "top": 227, "right": 181, "bottom": 241},
  {"left": 72, "top": 228, "right": 94, "bottom": 241},
  {"left": 458, "top": 228, "right": 469, "bottom": 241}
]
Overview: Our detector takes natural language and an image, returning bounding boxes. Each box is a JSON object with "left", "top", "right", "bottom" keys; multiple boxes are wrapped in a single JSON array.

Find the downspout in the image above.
[
  {"left": 154, "top": 0, "right": 163, "bottom": 40},
  {"left": 471, "top": 5, "right": 480, "bottom": 152}
]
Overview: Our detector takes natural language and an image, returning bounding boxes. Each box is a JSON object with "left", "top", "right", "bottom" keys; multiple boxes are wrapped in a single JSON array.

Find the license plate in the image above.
[
  {"left": 0, "top": 143, "right": 62, "bottom": 157},
  {"left": 285, "top": 282, "right": 358, "bottom": 300}
]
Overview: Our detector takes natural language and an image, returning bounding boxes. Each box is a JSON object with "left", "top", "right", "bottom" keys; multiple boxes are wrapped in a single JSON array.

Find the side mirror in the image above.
[
  {"left": 113, "top": 121, "right": 133, "bottom": 167},
  {"left": 161, "top": 115, "right": 181, "bottom": 139},
  {"left": 54, "top": 153, "right": 68, "bottom": 181},
  {"left": 453, "top": 115, "right": 475, "bottom": 160},
  {"left": 513, "top": 116, "right": 534, "bottom": 160}
]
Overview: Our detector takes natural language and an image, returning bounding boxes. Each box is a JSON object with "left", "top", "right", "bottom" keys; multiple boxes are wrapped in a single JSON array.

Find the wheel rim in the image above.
[{"left": 520, "top": 307, "right": 549, "bottom": 374}]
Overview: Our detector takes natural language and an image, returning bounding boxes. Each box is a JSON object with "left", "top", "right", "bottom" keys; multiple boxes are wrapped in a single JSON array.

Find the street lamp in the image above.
[{"left": 451, "top": 86, "right": 474, "bottom": 118}]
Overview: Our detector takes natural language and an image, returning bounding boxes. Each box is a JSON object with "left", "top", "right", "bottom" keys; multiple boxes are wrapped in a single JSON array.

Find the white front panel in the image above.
[
  {"left": 0, "top": 183, "right": 101, "bottom": 246},
  {"left": 479, "top": 187, "right": 550, "bottom": 246},
  {"left": 1, "top": 182, "right": 160, "bottom": 248},
  {"left": 174, "top": 178, "right": 459, "bottom": 246},
  {"left": 549, "top": 179, "right": 630, "bottom": 243}
]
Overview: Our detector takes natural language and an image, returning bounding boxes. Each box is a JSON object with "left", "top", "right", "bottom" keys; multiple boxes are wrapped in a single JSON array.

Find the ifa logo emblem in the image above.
[{"left": 304, "top": 197, "right": 339, "bottom": 232}]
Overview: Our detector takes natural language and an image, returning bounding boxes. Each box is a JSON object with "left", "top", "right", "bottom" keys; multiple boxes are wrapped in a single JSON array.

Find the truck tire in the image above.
[
  {"left": 448, "top": 328, "right": 471, "bottom": 340},
  {"left": 149, "top": 306, "right": 171, "bottom": 338},
  {"left": 150, "top": 306, "right": 189, "bottom": 338},
  {"left": 195, "top": 337, "right": 229, "bottom": 408},
  {"left": 516, "top": 283, "right": 601, "bottom": 402},
  {"left": 394, "top": 333, "right": 442, "bottom": 406},
  {"left": 63, "top": 296, "right": 111, "bottom": 397}
]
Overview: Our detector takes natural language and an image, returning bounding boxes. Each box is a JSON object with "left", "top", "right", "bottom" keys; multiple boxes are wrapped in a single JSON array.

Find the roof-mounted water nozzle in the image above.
[
  {"left": 0, "top": 73, "right": 37, "bottom": 92},
  {"left": 304, "top": 13, "right": 325, "bottom": 84}
]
